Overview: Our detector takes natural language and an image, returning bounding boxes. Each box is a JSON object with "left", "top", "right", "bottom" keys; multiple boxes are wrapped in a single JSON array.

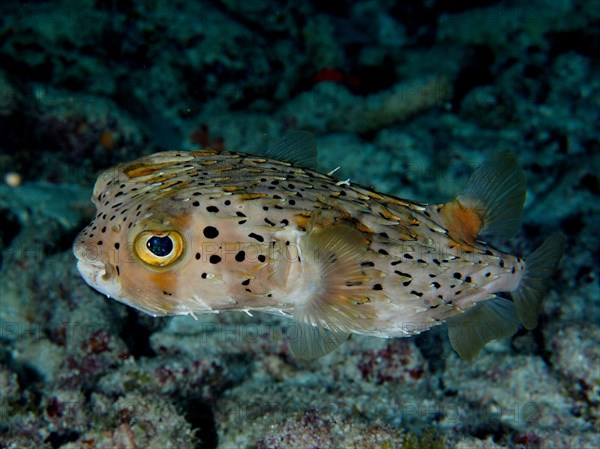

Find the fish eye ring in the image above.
[{"left": 134, "top": 230, "right": 183, "bottom": 266}]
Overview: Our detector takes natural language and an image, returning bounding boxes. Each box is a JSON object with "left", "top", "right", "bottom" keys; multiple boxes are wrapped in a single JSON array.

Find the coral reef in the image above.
[{"left": 1, "top": 0, "right": 598, "bottom": 448}]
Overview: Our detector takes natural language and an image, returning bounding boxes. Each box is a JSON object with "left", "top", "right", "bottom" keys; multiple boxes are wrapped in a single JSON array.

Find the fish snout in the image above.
[{"left": 73, "top": 234, "right": 113, "bottom": 284}]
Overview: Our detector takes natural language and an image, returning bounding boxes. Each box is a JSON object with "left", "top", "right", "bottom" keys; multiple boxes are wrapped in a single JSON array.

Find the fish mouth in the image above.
[
  {"left": 73, "top": 236, "right": 110, "bottom": 284},
  {"left": 76, "top": 258, "right": 107, "bottom": 284}
]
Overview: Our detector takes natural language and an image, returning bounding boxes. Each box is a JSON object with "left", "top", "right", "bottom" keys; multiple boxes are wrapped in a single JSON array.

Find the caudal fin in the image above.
[{"left": 512, "top": 234, "right": 566, "bottom": 329}]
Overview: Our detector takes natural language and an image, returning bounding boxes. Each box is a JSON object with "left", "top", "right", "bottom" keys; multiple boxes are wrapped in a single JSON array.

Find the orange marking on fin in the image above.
[{"left": 440, "top": 199, "right": 484, "bottom": 245}]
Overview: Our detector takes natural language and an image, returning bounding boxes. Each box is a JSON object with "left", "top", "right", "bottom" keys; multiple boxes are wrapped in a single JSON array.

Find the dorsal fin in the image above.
[
  {"left": 440, "top": 152, "right": 526, "bottom": 245},
  {"left": 288, "top": 225, "right": 375, "bottom": 358},
  {"left": 264, "top": 131, "right": 318, "bottom": 170}
]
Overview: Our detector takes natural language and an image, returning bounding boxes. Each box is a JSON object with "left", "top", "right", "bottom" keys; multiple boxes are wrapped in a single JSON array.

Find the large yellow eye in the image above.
[{"left": 134, "top": 231, "right": 183, "bottom": 266}]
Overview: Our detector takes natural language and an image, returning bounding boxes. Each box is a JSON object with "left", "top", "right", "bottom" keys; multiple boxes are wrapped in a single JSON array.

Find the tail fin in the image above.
[{"left": 512, "top": 234, "right": 566, "bottom": 329}]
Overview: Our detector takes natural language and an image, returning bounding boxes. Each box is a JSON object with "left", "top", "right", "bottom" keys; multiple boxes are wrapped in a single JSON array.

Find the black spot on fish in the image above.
[
  {"left": 248, "top": 233, "right": 264, "bottom": 242},
  {"left": 433, "top": 259, "right": 441, "bottom": 265},
  {"left": 455, "top": 290, "right": 462, "bottom": 295},
  {"left": 258, "top": 254, "right": 266, "bottom": 263},
  {"left": 241, "top": 279, "right": 250, "bottom": 286},
  {"left": 209, "top": 255, "right": 221, "bottom": 264},
  {"left": 235, "top": 251, "right": 245, "bottom": 262},
  {"left": 114, "top": 242, "right": 120, "bottom": 249},
  {"left": 224, "top": 200, "right": 231, "bottom": 206},
  {"left": 378, "top": 249, "right": 389, "bottom": 255},
  {"left": 97, "top": 241, "right": 103, "bottom": 245},
  {"left": 203, "top": 226, "right": 219, "bottom": 239},
  {"left": 464, "top": 276, "right": 472, "bottom": 283},
  {"left": 391, "top": 260, "right": 402, "bottom": 266},
  {"left": 288, "top": 199, "right": 296, "bottom": 205},
  {"left": 410, "top": 290, "right": 423, "bottom": 297},
  {"left": 499, "top": 260, "right": 505, "bottom": 268},
  {"left": 485, "top": 272, "right": 491, "bottom": 277},
  {"left": 373, "top": 284, "right": 383, "bottom": 290},
  {"left": 485, "top": 249, "right": 493, "bottom": 256},
  {"left": 116, "top": 266, "right": 120, "bottom": 276},
  {"left": 404, "top": 253, "right": 413, "bottom": 259},
  {"left": 101, "top": 226, "right": 106, "bottom": 233},
  {"left": 361, "top": 261, "right": 375, "bottom": 267},
  {"left": 264, "top": 218, "right": 276, "bottom": 226},
  {"left": 193, "top": 201, "right": 200, "bottom": 207},
  {"left": 201, "top": 273, "right": 208, "bottom": 279},
  {"left": 195, "top": 252, "right": 201, "bottom": 260},
  {"left": 431, "top": 282, "right": 441, "bottom": 289},
  {"left": 453, "top": 272, "right": 462, "bottom": 279},
  {"left": 207, "top": 206, "right": 219, "bottom": 213}
]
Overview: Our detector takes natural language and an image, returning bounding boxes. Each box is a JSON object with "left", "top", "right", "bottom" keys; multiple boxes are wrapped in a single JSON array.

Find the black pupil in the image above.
[{"left": 147, "top": 236, "right": 173, "bottom": 257}]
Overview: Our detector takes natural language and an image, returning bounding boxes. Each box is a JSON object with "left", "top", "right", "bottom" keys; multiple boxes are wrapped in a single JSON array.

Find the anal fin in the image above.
[{"left": 447, "top": 297, "right": 519, "bottom": 360}]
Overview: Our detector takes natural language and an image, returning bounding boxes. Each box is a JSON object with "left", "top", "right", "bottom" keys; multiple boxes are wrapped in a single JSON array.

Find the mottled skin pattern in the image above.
[{"left": 73, "top": 149, "right": 525, "bottom": 339}]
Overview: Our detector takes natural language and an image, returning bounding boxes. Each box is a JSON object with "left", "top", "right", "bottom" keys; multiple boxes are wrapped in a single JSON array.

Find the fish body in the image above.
[{"left": 74, "top": 134, "right": 564, "bottom": 359}]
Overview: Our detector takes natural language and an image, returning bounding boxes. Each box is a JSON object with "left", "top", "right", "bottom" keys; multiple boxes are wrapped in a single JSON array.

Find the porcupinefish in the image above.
[{"left": 73, "top": 132, "right": 564, "bottom": 360}]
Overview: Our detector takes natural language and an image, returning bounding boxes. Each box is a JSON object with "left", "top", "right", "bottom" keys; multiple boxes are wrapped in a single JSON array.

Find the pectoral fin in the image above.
[{"left": 287, "top": 225, "right": 376, "bottom": 359}]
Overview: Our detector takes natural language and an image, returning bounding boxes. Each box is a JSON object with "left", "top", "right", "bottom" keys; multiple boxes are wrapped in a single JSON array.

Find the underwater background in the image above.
[{"left": 0, "top": 1, "right": 598, "bottom": 448}]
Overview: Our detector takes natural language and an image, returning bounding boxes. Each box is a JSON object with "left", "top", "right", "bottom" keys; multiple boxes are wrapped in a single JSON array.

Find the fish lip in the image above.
[
  {"left": 73, "top": 239, "right": 108, "bottom": 280},
  {"left": 76, "top": 257, "right": 107, "bottom": 281}
]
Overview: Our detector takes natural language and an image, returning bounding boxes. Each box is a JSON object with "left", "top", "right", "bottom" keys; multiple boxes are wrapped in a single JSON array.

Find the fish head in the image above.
[{"left": 73, "top": 151, "right": 227, "bottom": 316}]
